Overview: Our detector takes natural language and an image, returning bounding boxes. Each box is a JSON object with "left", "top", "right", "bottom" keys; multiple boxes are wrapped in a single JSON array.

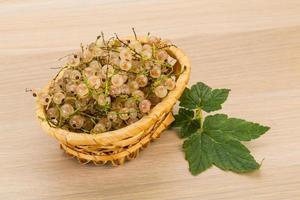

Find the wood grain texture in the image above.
[{"left": 0, "top": 0, "right": 300, "bottom": 199}]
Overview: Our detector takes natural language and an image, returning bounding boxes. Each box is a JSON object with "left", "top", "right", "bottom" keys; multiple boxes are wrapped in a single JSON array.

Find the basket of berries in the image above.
[{"left": 34, "top": 33, "right": 191, "bottom": 165}]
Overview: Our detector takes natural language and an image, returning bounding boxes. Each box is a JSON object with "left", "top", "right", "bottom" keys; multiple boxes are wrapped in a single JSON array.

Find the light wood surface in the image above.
[{"left": 1, "top": 1, "right": 300, "bottom": 200}]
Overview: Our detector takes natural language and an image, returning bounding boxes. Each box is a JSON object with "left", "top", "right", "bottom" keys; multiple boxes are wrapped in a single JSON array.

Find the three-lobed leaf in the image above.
[
  {"left": 183, "top": 114, "right": 270, "bottom": 175},
  {"left": 173, "top": 108, "right": 200, "bottom": 138},
  {"left": 175, "top": 82, "right": 270, "bottom": 175},
  {"left": 179, "top": 82, "right": 230, "bottom": 112}
]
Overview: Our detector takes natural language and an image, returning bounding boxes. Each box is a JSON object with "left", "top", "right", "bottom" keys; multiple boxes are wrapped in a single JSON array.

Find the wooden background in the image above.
[{"left": 1, "top": 0, "right": 300, "bottom": 199}]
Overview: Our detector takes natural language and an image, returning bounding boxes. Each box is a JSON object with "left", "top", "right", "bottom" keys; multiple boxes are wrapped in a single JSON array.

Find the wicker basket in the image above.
[{"left": 36, "top": 36, "right": 191, "bottom": 165}]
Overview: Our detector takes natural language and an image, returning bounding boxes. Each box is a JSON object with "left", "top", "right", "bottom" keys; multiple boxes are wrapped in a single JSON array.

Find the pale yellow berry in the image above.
[
  {"left": 60, "top": 103, "right": 74, "bottom": 118},
  {"left": 46, "top": 107, "right": 59, "bottom": 119},
  {"left": 67, "top": 54, "right": 80, "bottom": 66},
  {"left": 129, "top": 40, "right": 143, "bottom": 53},
  {"left": 119, "top": 107, "right": 129, "bottom": 120},
  {"left": 92, "top": 123, "right": 106, "bottom": 134},
  {"left": 150, "top": 66, "right": 161, "bottom": 78},
  {"left": 69, "top": 115, "right": 85, "bottom": 129},
  {"left": 53, "top": 92, "right": 65, "bottom": 104},
  {"left": 76, "top": 83, "right": 89, "bottom": 98},
  {"left": 156, "top": 50, "right": 168, "bottom": 61},
  {"left": 70, "top": 70, "right": 82, "bottom": 81},
  {"left": 132, "top": 90, "right": 145, "bottom": 100},
  {"left": 119, "top": 60, "right": 132, "bottom": 71},
  {"left": 101, "top": 64, "right": 114, "bottom": 78},
  {"left": 119, "top": 47, "right": 132, "bottom": 61},
  {"left": 87, "top": 75, "right": 101, "bottom": 89},
  {"left": 154, "top": 85, "right": 168, "bottom": 98},
  {"left": 164, "top": 78, "right": 176, "bottom": 90},
  {"left": 139, "top": 99, "right": 151, "bottom": 113},
  {"left": 38, "top": 92, "right": 51, "bottom": 106},
  {"left": 111, "top": 74, "right": 124, "bottom": 87},
  {"left": 136, "top": 75, "right": 148, "bottom": 87},
  {"left": 66, "top": 83, "right": 77, "bottom": 95},
  {"left": 97, "top": 94, "right": 111, "bottom": 106}
]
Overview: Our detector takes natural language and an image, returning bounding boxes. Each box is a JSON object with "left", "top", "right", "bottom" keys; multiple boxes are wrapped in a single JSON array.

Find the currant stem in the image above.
[{"left": 196, "top": 108, "right": 203, "bottom": 131}]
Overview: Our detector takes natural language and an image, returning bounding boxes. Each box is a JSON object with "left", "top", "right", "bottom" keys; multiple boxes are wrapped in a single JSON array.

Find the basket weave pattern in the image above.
[{"left": 36, "top": 37, "right": 191, "bottom": 165}]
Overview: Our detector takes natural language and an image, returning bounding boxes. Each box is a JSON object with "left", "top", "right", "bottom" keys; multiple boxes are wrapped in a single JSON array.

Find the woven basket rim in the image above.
[{"left": 36, "top": 36, "right": 191, "bottom": 145}]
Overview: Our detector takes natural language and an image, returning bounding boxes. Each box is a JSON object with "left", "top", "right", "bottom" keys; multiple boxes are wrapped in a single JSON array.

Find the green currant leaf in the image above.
[
  {"left": 183, "top": 114, "right": 270, "bottom": 175},
  {"left": 203, "top": 133, "right": 260, "bottom": 173},
  {"left": 183, "top": 132, "right": 213, "bottom": 175},
  {"left": 184, "top": 131, "right": 261, "bottom": 175},
  {"left": 179, "top": 82, "right": 230, "bottom": 112},
  {"left": 203, "top": 114, "right": 270, "bottom": 141},
  {"left": 173, "top": 108, "right": 200, "bottom": 138}
]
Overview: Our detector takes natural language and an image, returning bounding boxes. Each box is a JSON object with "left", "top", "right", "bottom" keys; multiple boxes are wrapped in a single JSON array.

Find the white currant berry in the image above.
[
  {"left": 136, "top": 75, "right": 148, "bottom": 87},
  {"left": 46, "top": 107, "right": 59, "bottom": 119},
  {"left": 97, "top": 94, "right": 111, "bottom": 106},
  {"left": 119, "top": 107, "right": 129, "bottom": 120},
  {"left": 164, "top": 78, "right": 176, "bottom": 90},
  {"left": 38, "top": 92, "right": 51, "bottom": 106},
  {"left": 66, "top": 83, "right": 77, "bottom": 95},
  {"left": 124, "top": 98, "right": 137, "bottom": 108},
  {"left": 132, "top": 90, "right": 145, "bottom": 100},
  {"left": 92, "top": 123, "right": 106, "bottom": 134},
  {"left": 76, "top": 83, "right": 89, "bottom": 98},
  {"left": 53, "top": 92, "right": 65, "bottom": 104},
  {"left": 68, "top": 54, "right": 80, "bottom": 66},
  {"left": 88, "top": 75, "right": 101, "bottom": 89},
  {"left": 60, "top": 103, "right": 74, "bottom": 118},
  {"left": 70, "top": 70, "right": 82, "bottom": 81},
  {"left": 120, "top": 84, "right": 130, "bottom": 94},
  {"left": 99, "top": 117, "right": 112, "bottom": 130},
  {"left": 156, "top": 50, "right": 168, "bottom": 61},
  {"left": 109, "top": 85, "right": 122, "bottom": 96},
  {"left": 119, "top": 47, "right": 132, "bottom": 61},
  {"left": 69, "top": 115, "right": 85, "bottom": 129},
  {"left": 107, "top": 111, "right": 118, "bottom": 121},
  {"left": 129, "top": 40, "right": 143, "bottom": 53},
  {"left": 81, "top": 48, "right": 93, "bottom": 63},
  {"left": 150, "top": 66, "right": 161, "bottom": 78},
  {"left": 128, "top": 81, "right": 139, "bottom": 91},
  {"left": 119, "top": 59, "right": 132, "bottom": 71},
  {"left": 141, "top": 49, "right": 152, "bottom": 59},
  {"left": 139, "top": 99, "right": 151, "bottom": 113},
  {"left": 111, "top": 74, "right": 124, "bottom": 87},
  {"left": 128, "top": 108, "right": 138, "bottom": 119},
  {"left": 154, "top": 85, "right": 168, "bottom": 98},
  {"left": 101, "top": 64, "right": 114, "bottom": 78}
]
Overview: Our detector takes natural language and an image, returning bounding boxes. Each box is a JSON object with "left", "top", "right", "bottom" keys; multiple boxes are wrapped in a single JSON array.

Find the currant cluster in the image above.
[{"left": 34, "top": 33, "right": 178, "bottom": 134}]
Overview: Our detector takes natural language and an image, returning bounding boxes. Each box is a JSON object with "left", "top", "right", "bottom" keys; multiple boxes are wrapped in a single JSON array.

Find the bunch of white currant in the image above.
[{"left": 34, "top": 34, "right": 178, "bottom": 134}]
